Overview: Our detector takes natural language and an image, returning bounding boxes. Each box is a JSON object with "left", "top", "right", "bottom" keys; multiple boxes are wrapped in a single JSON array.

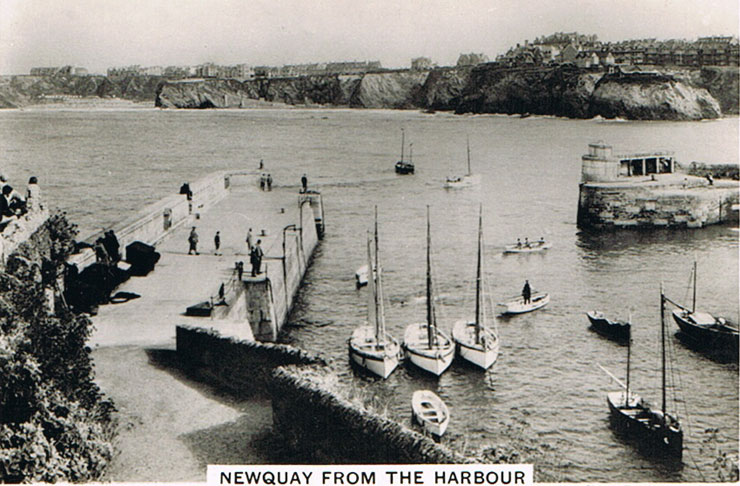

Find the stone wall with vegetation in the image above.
[
  {"left": 269, "top": 365, "right": 466, "bottom": 464},
  {"left": 0, "top": 213, "right": 114, "bottom": 482}
]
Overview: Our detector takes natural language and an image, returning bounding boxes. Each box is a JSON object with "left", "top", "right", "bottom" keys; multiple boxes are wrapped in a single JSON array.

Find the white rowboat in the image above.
[{"left": 412, "top": 390, "right": 449, "bottom": 437}]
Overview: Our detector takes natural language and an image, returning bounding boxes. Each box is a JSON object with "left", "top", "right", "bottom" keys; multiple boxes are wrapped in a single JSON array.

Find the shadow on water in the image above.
[
  {"left": 576, "top": 224, "right": 738, "bottom": 256},
  {"left": 674, "top": 331, "right": 739, "bottom": 365}
]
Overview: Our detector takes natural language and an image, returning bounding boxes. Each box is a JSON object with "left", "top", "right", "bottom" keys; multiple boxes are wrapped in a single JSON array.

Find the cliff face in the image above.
[
  {"left": 349, "top": 71, "right": 429, "bottom": 108},
  {"left": 454, "top": 65, "right": 602, "bottom": 118},
  {"left": 2, "top": 66, "right": 736, "bottom": 121},
  {"left": 0, "top": 74, "right": 161, "bottom": 108},
  {"left": 589, "top": 72, "right": 721, "bottom": 120}
]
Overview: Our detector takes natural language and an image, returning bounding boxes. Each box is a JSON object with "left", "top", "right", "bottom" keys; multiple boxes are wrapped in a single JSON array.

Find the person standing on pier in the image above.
[
  {"left": 250, "top": 239, "right": 264, "bottom": 276},
  {"left": 301, "top": 173, "right": 308, "bottom": 193},
  {"left": 188, "top": 226, "right": 199, "bottom": 255},
  {"left": 214, "top": 231, "right": 221, "bottom": 255},
  {"left": 258, "top": 159, "right": 264, "bottom": 170},
  {"left": 246, "top": 227, "right": 254, "bottom": 254},
  {"left": 267, "top": 174, "right": 273, "bottom": 191},
  {"left": 522, "top": 280, "right": 531, "bottom": 304}
]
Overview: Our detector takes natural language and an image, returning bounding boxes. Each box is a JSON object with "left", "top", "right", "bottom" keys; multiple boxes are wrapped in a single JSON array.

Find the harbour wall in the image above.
[
  {"left": 69, "top": 171, "right": 233, "bottom": 269},
  {"left": 0, "top": 207, "right": 49, "bottom": 268},
  {"left": 175, "top": 324, "right": 465, "bottom": 463},
  {"left": 577, "top": 178, "right": 739, "bottom": 229}
]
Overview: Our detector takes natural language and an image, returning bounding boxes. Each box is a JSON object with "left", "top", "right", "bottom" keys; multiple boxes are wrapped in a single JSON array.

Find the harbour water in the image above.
[{"left": 0, "top": 107, "right": 737, "bottom": 482}]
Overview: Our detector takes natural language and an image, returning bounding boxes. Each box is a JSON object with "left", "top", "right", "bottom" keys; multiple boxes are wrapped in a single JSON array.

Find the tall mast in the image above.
[
  {"left": 625, "top": 314, "right": 631, "bottom": 408},
  {"left": 661, "top": 283, "right": 666, "bottom": 416},
  {"left": 374, "top": 206, "right": 386, "bottom": 342},
  {"left": 692, "top": 259, "right": 697, "bottom": 313},
  {"left": 409, "top": 143, "right": 414, "bottom": 165},
  {"left": 467, "top": 136, "right": 472, "bottom": 176},
  {"left": 366, "top": 231, "right": 377, "bottom": 334},
  {"left": 475, "top": 204, "right": 482, "bottom": 344},
  {"left": 426, "top": 206, "right": 435, "bottom": 348},
  {"left": 400, "top": 129, "right": 405, "bottom": 162}
]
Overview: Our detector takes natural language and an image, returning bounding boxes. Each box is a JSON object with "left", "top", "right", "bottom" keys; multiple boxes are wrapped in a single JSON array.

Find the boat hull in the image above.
[
  {"left": 395, "top": 162, "right": 415, "bottom": 174},
  {"left": 672, "top": 309, "right": 739, "bottom": 353},
  {"left": 348, "top": 326, "right": 401, "bottom": 379},
  {"left": 444, "top": 174, "right": 481, "bottom": 189},
  {"left": 451, "top": 320, "right": 499, "bottom": 369},
  {"left": 497, "top": 293, "right": 549, "bottom": 315},
  {"left": 503, "top": 242, "right": 551, "bottom": 253},
  {"left": 606, "top": 391, "right": 683, "bottom": 460},
  {"left": 587, "top": 311, "right": 630, "bottom": 342},
  {"left": 412, "top": 390, "right": 449, "bottom": 437},
  {"left": 403, "top": 323, "right": 454, "bottom": 375}
]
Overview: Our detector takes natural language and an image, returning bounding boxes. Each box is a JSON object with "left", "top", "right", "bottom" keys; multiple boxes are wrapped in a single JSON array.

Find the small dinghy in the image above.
[
  {"left": 355, "top": 264, "right": 371, "bottom": 287},
  {"left": 412, "top": 390, "right": 449, "bottom": 437},
  {"left": 503, "top": 240, "right": 551, "bottom": 254},
  {"left": 587, "top": 311, "right": 631, "bottom": 342},
  {"left": 497, "top": 292, "right": 549, "bottom": 315}
]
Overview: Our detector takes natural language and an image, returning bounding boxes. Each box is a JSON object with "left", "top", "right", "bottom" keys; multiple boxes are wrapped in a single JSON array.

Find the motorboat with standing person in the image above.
[
  {"left": 599, "top": 285, "right": 683, "bottom": 460},
  {"left": 403, "top": 206, "right": 454, "bottom": 376},
  {"left": 451, "top": 205, "right": 500, "bottom": 369},
  {"left": 348, "top": 207, "right": 401, "bottom": 379},
  {"left": 497, "top": 280, "right": 549, "bottom": 315}
]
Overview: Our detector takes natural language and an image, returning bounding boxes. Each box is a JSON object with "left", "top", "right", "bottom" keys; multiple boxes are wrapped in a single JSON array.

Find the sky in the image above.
[{"left": 0, "top": 0, "right": 738, "bottom": 75}]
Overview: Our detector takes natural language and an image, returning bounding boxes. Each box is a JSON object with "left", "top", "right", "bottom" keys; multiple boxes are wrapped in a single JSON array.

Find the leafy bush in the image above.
[{"left": 0, "top": 212, "right": 115, "bottom": 482}]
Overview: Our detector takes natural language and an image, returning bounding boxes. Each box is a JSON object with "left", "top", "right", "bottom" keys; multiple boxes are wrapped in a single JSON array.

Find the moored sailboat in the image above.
[
  {"left": 669, "top": 260, "right": 739, "bottom": 354},
  {"left": 348, "top": 209, "right": 401, "bottom": 379},
  {"left": 600, "top": 286, "right": 683, "bottom": 460},
  {"left": 444, "top": 137, "right": 480, "bottom": 188},
  {"left": 451, "top": 206, "right": 499, "bottom": 369},
  {"left": 395, "top": 129, "right": 415, "bottom": 174},
  {"left": 403, "top": 207, "right": 454, "bottom": 376}
]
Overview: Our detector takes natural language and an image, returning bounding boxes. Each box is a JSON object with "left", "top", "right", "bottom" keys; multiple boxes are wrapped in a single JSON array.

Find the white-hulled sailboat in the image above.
[
  {"left": 348, "top": 209, "right": 401, "bottom": 378},
  {"left": 444, "top": 137, "right": 481, "bottom": 188},
  {"left": 403, "top": 206, "right": 455, "bottom": 376},
  {"left": 452, "top": 206, "right": 500, "bottom": 369}
]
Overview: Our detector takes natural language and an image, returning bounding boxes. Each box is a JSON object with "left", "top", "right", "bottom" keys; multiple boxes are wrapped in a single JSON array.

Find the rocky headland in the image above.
[{"left": 1, "top": 65, "right": 737, "bottom": 120}]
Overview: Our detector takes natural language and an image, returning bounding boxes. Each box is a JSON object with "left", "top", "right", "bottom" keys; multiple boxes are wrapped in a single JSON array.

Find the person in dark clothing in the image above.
[
  {"left": 522, "top": 280, "right": 531, "bottom": 304},
  {"left": 102, "top": 230, "right": 121, "bottom": 263},
  {"left": 301, "top": 174, "right": 307, "bottom": 193},
  {"left": 0, "top": 185, "right": 15, "bottom": 218},
  {"left": 214, "top": 231, "right": 221, "bottom": 255},
  {"left": 236, "top": 261, "right": 244, "bottom": 280},
  {"left": 266, "top": 174, "right": 272, "bottom": 191},
  {"left": 188, "top": 227, "right": 199, "bottom": 255},
  {"left": 250, "top": 239, "right": 264, "bottom": 276}
]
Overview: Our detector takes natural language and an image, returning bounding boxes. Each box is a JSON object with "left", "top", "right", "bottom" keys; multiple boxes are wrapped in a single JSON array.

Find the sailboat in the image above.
[
  {"left": 395, "top": 129, "right": 415, "bottom": 174},
  {"left": 451, "top": 206, "right": 500, "bottom": 369},
  {"left": 403, "top": 207, "right": 455, "bottom": 375},
  {"left": 348, "top": 209, "right": 401, "bottom": 379},
  {"left": 444, "top": 137, "right": 481, "bottom": 188},
  {"left": 600, "top": 285, "right": 683, "bottom": 460},
  {"left": 669, "top": 260, "right": 739, "bottom": 353}
]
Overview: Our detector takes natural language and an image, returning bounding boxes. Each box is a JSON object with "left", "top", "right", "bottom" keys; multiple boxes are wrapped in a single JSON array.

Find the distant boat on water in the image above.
[
  {"left": 403, "top": 206, "right": 454, "bottom": 376},
  {"left": 395, "top": 129, "right": 415, "bottom": 174},
  {"left": 503, "top": 239, "right": 551, "bottom": 254},
  {"left": 497, "top": 292, "right": 549, "bottom": 315},
  {"left": 444, "top": 137, "right": 481, "bottom": 189},
  {"left": 451, "top": 205, "right": 499, "bottom": 370}
]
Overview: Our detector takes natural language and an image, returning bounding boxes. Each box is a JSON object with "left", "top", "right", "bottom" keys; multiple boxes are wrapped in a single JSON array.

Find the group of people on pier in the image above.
[
  {"left": 187, "top": 225, "right": 264, "bottom": 277},
  {"left": 0, "top": 174, "right": 41, "bottom": 230}
]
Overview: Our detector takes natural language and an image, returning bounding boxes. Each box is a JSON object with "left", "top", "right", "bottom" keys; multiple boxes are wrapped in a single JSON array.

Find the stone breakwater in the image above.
[
  {"left": 154, "top": 65, "right": 736, "bottom": 120},
  {"left": 577, "top": 174, "right": 739, "bottom": 229}
]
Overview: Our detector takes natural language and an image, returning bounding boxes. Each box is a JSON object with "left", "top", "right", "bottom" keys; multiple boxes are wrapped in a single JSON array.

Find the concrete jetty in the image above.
[{"left": 78, "top": 173, "right": 323, "bottom": 481}]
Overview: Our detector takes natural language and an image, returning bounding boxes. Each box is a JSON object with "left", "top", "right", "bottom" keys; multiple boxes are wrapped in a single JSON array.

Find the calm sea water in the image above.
[{"left": 0, "top": 107, "right": 737, "bottom": 482}]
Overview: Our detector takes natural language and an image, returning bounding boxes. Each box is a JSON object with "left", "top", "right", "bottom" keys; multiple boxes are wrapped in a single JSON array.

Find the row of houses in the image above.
[
  {"left": 29, "top": 66, "right": 88, "bottom": 76},
  {"left": 498, "top": 33, "right": 739, "bottom": 68}
]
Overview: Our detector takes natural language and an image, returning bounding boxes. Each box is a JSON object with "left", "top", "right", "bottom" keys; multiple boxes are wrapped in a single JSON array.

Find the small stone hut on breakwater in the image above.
[{"left": 577, "top": 142, "right": 739, "bottom": 229}]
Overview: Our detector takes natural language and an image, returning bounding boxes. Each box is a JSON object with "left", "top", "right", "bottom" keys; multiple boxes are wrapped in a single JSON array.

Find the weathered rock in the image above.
[
  {"left": 349, "top": 71, "right": 429, "bottom": 108},
  {"left": 416, "top": 67, "right": 473, "bottom": 110},
  {"left": 588, "top": 72, "right": 721, "bottom": 120}
]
